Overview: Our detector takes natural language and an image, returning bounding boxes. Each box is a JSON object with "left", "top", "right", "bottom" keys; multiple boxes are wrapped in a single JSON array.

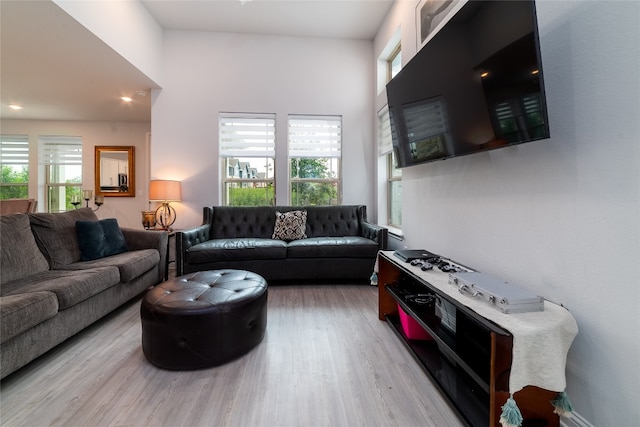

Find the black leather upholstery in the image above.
[
  {"left": 141, "top": 270, "right": 267, "bottom": 370},
  {"left": 176, "top": 205, "right": 388, "bottom": 282}
]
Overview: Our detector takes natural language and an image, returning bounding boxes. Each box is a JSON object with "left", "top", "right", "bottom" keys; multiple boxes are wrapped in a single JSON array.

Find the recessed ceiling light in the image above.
[
  {"left": 8, "top": 104, "right": 23, "bottom": 110},
  {"left": 121, "top": 97, "right": 133, "bottom": 103}
]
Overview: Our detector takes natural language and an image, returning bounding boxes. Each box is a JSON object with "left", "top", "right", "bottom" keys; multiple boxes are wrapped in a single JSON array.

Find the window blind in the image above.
[
  {"left": 39, "top": 136, "right": 82, "bottom": 165},
  {"left": 404, "top": 98, "right": 447, "bottom": 143},
  {"left": 288, "top": 115, "right": 341, "bottom": 159},
  {"left": 377, "top": 105, "right": 393, "bottom": 156},
  {"left": 219, "top": 113, "right": 276, "bottom": 157},
  {"left": 1, "top": 135, "right": 29, "bottom": 167}
]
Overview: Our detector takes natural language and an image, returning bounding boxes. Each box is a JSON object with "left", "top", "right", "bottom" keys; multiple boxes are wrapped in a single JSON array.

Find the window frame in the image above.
[
  {"left": 0, "top": 134, "right": 30, "bottom": 199},
  {"left": 387, "top": 151, "right": 402, "bottom": 228},
  {"left": 288, "top": 115, "right": 342, "bottom": 206},
  {"left": 39, "top": 136, "right": 83, "bottom": 213},
  {"left": 378, "top": 106, "right": 402, "bottom": 229},
  {"left": 387, "top": 43, "right": 402, "bottom": 81},
  {"left": 219, "top": 113, "right": 276, "bottom": 206}
]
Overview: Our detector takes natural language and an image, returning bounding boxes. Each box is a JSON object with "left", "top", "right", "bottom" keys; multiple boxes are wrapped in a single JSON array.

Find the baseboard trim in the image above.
[{"left": 560, "top": 411, "right": 594, "bottom": 427}]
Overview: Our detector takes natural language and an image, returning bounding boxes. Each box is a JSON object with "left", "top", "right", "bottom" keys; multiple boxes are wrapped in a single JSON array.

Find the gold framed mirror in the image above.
[{"left": 95, "top": 146, "right": 135, "bottom": 197}]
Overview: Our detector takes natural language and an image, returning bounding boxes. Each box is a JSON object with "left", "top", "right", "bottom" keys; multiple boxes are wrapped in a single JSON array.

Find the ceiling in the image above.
[{"left": 1, "top": 0, "right": 393, "bottom": 123}]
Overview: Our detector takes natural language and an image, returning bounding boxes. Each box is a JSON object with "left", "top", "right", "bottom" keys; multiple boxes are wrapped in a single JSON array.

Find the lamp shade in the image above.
[{"left": 149, "top": 180, "right": 182, "bottom": 202}]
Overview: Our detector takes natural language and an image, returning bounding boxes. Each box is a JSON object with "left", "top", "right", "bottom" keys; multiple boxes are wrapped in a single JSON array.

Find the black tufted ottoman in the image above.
[{"left": 141, "top": 269, "right": 267, "bottom": 370}]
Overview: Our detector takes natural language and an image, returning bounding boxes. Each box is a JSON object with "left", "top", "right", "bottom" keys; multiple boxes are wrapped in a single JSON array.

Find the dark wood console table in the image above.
[{"left": 377, "top": 251, "right": 576, "bottom": 427}]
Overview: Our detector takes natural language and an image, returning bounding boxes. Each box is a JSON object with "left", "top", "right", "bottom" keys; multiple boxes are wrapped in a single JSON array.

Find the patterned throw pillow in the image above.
[{"left": 272, "top": 210, "right": 307, "bottom": 241}]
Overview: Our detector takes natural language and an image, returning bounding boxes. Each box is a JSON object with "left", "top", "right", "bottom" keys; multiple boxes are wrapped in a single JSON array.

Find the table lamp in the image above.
[{"left": 149, "top": 180, "right": 181, "bottom": 230}]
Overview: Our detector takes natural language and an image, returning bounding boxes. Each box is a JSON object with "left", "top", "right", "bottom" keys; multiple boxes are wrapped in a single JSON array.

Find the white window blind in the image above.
[
  {"left": 39, "top": 136, "right": 82, "bottom": 165},
  {"left": 1, "top": 135, "right": 29, "bottom": 167},
  {"left": 288, "top": 115, "right": 341, "bottom": 159},
  {"left": 219, "top": 113, "right": 276, "bottom": 157},
  {"left": 404, "top": 98, "right": 447, "bottom": 143},
  {"left": 377, "top": 105, "right": 393, "bottom": 156}
]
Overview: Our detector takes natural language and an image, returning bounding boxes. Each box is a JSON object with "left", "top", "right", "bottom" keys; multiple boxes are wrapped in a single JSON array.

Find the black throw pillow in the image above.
[{"left": 76, "top": 218, "right": 127, "bottom": 261}]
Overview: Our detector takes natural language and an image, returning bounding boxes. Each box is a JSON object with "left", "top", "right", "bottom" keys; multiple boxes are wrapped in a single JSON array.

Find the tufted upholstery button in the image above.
[{"left": 141, "top": 269, "right": 268, "bottom": 370}]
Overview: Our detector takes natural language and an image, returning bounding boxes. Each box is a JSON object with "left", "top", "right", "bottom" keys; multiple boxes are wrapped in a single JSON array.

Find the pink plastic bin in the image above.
[{"left": 398, "top": 303, "right": 432, "bottom": 340}]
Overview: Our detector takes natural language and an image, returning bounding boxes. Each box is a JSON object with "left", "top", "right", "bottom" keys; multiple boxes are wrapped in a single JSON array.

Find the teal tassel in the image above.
[
  {"left": 551, "top": 391, "right": 573, "bottom": 417},
  {"left": 369, "top": 272, "right": 378, "bottom": 286},
  {"left": 499, "top": 396, "right": 523, "bottom": 427}
]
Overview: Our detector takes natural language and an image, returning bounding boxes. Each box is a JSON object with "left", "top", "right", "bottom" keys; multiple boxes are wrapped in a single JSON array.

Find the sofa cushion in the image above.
[
  {"left": 0, "top": 267, "right": 120, "bottom": 310},
  {"left": 210, "top": 206, "right": 278, "bottom": 239},
  {"left": 286, "top": 236, "right": 379, "bottom": 258},
  {"left": 0, "top": 213, "right": 50, "bottom": 284},
  {"left": 186, "top": 238, "right": 287, "bottom": 264},
  {"left": 0, "top": 292, "right": 58, "bottom": 344},
  {"left": 29, "top": 208, "right": 98, "bottom": 268},
  {"left": 64, "top": 249, "right": 160, "bottom": 283},
  {"left": 272, "top": 210, "right": 307, "bottom": 241},
  {"left": 76, "top": 218, "right": 127, "bottom": 261},
  {"left": 303, "top": 205, "right": 362, "bottom": 237}
]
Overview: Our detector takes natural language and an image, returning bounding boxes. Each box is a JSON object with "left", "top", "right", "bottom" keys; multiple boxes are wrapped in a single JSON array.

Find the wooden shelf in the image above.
[{"left": 377, "top": 251, "right": 559, "bottom": 427}]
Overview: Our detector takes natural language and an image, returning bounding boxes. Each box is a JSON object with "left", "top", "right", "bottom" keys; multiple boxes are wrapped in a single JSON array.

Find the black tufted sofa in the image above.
[{"left": 176, "top": 205, "right": 387, "bottom": 282}]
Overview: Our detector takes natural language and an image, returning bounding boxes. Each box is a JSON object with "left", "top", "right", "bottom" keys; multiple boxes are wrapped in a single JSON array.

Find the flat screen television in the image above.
[{"left": 386, "top": 0, "right": 550, "bottom": 168}]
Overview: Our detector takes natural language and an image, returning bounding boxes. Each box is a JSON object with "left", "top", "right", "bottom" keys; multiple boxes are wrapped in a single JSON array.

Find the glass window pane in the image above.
[
  {"left": 224, "top": 157, "right": 274, "bottom": 179},
  {"left": 291, "top": 181, "right": 339, "bottom": 206},
  {"left": 290, "top": 158, "right": 338, "bottom": 179},
  {"left": 389, "top": 152, "right": 402, "bottom": 178},
  {"left": 390, "top": 50, "right": 402, "bottom": 79},
  {"left": 389, "top": 180, "right": 402, "bottom": 227},
  {"left": 0, "top": 185, "right": 28, "bottom": 199},
  {"left": 1, "top": 135, "right": 30, "bottom": 200},
  {"left": 48, "top": 165, "right": 82, "bottom": 184},
  {"left": 224, "top": 181, "right": 274, "bottom": 206},
  {"left": 47, "top": 185, "right": 82, "bottom": 213}
]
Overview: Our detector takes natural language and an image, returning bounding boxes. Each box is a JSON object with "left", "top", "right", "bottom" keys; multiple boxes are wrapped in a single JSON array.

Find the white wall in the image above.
[
  {"left": 374, "top": 1, "right": 640, "bottom": 425},
  {"left": 53, "top": 0, "right": 164, "bottom": 85},
  {"left": 1, "top": 119, "right": 152, "bottom": 229},
  {"left": 151, "top": 31, "right": 376, "bottom": 229}
]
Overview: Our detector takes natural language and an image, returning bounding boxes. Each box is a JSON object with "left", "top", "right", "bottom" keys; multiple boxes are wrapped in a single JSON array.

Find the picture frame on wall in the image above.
[{"left": 416, "top": 0, "right": 460, "bottom": 49}]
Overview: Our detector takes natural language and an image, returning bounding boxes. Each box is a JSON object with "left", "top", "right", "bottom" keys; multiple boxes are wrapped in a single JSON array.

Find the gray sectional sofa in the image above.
[
  {"left": 0, "top": 208, "right": 167, "bottom": 379},
  {"left": 176, "top": 205, "right": 387, "bottom": 282}
]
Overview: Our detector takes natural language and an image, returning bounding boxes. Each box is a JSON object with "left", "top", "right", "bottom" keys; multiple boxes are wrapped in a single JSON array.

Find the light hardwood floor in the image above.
[{"left": 0, "top": 284, "right": 465, "bottom": 427}]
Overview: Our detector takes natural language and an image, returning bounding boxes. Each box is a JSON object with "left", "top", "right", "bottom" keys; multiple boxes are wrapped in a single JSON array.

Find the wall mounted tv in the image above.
[{"left": 387, "top": 0, "right": 549, "bottom": 168}]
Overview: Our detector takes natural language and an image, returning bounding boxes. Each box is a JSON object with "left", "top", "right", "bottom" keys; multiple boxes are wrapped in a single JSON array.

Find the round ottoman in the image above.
[{"left": 141, "top": 269, "right": 268, "bottom": 370}]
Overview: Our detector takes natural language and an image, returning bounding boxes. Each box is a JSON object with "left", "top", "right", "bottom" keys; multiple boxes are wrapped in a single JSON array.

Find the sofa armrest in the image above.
[
  {"left": 121, "top": 228, "right": 168, "bottom": 283},
  {"left": 361, "top": 221, "right": 388, "bottom": 250},
  {"left": 176, "top": 224, "right": 211, "bottom": 276}
]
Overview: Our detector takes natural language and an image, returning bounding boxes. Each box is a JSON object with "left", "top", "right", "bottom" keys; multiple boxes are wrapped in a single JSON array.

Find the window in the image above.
[
  {"left": 388, "top": 43, "right": 402, "bottom": 81},
  {"left": 379, "top": 40, "right": 403, "bottom": 228},
  {"left": 39, "top": 136, "right": 82, "bottom": 212},
  {"left": 1, "top": 135, "right": 29, "bottom": 199},
  {"left": 378, "top": 105, "right": 402, "bottom": 228},
  {"left": 388, "top": 152, "right": 402, "bottom": 227},
  {"left": 288, "top": 115, "right": 341, "bottom": 206},
  {"left": 219, "top": 113, "right": 276, "bottom": 206}
]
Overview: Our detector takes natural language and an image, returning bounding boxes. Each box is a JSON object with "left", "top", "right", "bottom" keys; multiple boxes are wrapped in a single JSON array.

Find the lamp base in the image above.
[{"left": 155, "top": 203, "right": 176, "bottom": 231}]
